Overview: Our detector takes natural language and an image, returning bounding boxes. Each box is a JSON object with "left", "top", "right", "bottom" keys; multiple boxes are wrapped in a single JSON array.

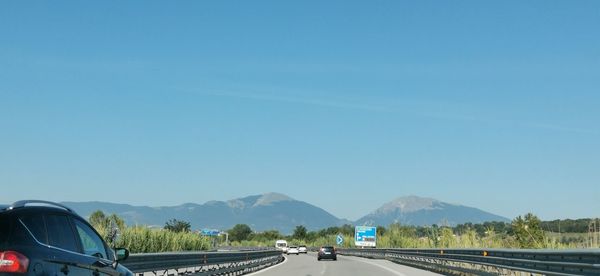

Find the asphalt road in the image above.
[{"left": 250, "top": 252, "right": 443, "bottom": 276}]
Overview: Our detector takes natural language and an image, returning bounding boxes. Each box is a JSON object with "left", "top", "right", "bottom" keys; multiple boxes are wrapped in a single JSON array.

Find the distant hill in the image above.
[
  {"left": 63, "top": 193, "right": 509, "bottom": 233},
  {"left": 355, "top": 196, "right": 509, "bottom": 227},
  {"left": 63, "top": 193, "right": 347, "bottom": 234}
]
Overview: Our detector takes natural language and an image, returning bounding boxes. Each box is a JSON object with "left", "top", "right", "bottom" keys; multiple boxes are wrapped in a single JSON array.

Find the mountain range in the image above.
[{"left": 62, "top": 193, "right": 509, "bottom": 234}]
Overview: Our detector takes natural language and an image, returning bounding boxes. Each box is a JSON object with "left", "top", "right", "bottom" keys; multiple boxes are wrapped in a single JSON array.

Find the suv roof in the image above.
[{"left": 2, "top": 200, "right": 75, "bottom": 213}]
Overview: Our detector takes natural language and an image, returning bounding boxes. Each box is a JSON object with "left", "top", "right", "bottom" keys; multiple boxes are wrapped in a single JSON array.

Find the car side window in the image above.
[
  {"left": 74, "top": 219, "right": 108, "bottom": 259},
  {"left": 45, "top": 214, "right": 79, "bottom": 253}
]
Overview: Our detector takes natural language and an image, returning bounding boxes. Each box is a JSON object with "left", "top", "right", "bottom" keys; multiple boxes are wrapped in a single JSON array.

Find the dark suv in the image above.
[
  {"left": 317, "top": 246, "right": 337, "bottom": 261},
  {"left": 0, "top": 200, "right": 132, "bottom": 275}
]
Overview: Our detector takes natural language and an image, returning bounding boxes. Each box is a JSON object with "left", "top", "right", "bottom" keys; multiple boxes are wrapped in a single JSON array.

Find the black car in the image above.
[
  {"left": 317, "top": 246, "right": 337, "bottom": 261},
  {"left": 0, "top": 200, "right": 132, "bottom": 275}
]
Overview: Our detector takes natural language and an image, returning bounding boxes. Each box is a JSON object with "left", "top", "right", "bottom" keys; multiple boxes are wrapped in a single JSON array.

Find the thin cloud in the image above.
[
  {"left": 419, "top": 111, "right": 599, "bottom": 135},
  {"left": 194, "top": 90, "right": 393, "bottom": 113},
  {"left": 523, "top": 122, "right": 599, "bottom": 135},
  {"left": 185, "top": 89, "right": 598, "bottom": 136}
]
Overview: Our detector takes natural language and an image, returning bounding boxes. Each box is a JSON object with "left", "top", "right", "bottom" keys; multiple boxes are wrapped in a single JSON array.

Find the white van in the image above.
[{"left": 275, "top": 239, "right": 288, "bottom": 253}]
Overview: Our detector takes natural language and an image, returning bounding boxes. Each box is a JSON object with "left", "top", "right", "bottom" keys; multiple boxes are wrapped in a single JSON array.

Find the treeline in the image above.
[
  {"left": 227, "top": 213, "right": 592, "bottom": 249},
  {"left": 541, "top": 218, "right": 597, "bottom": 233}
]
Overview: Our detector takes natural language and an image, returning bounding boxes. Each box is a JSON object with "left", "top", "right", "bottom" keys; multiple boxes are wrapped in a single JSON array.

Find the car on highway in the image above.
[
  {"left": 317, "top": 246, "right": 337, "bottom": 261},
  {"left": 287, "top": 246, "right": 299, "bottom": 255},
  {"left": 298, "top": 245, "right": 307, "bottom": 254},
  {"left": 0, "top": 200, "right": 133, "bottom": 276},
  {"left": 275, "top": 239, "right": 288, "bottom": 253}
]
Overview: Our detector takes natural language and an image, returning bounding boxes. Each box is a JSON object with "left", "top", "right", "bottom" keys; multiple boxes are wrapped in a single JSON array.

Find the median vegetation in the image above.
[{"left": 89, "top": 211, "right": 211, "bottom": 253}]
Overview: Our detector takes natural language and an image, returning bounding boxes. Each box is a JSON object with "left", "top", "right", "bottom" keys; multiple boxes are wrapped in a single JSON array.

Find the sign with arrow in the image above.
[{"left": 336, "top": 234, "right": 344, "bottom": 245}]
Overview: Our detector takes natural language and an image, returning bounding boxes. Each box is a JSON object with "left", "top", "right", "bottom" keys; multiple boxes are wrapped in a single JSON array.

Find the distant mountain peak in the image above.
[
  {"left": 226, "top": 192, "right": 294, "bottom": 209},
  {"left": 254, "top": 192, "right": 294, "bottom": 206},
  {"left": 376, "top": 195, "right": 441, "bottom": 214},
  {"left": 359, "top": 195, "right": 509, "bottom": 227}
]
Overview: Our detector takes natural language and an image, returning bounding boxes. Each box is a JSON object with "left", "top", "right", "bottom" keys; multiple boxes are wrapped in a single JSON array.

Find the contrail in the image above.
[{"left": 180, "top": 88, "right": 598, "bottom": 135}]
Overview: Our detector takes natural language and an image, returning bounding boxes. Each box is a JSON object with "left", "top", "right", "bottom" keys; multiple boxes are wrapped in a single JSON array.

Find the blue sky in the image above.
[{"left": 1, "top": 1, "right": 599, "bottom": 221}]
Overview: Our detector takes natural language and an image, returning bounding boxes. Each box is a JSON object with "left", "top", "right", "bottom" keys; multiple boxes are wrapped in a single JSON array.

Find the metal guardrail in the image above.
[
  {"left": 338, "top": 248, "right": 600, "bottom": 276},
  {"left": 122, "top": 249, "right": 283, "bottom": 276}
]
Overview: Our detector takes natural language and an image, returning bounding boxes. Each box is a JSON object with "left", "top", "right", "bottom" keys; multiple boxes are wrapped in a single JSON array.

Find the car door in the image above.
[
  {"left": 72, "top": 218, "right": 121, "bottom": 276},
  {"left": 44, "top": 213, "right": 94, "bottom": 276}
]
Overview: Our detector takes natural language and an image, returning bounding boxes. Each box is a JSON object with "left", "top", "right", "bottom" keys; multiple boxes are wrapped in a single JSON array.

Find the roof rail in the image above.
[{"left": 9, "top": 200, "right": 74, "bottom": 213}]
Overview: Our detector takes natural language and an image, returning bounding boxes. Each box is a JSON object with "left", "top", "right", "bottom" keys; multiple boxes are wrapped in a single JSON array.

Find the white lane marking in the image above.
[
  {"left": 320, "top": 260, "right": 327, "bottom": 275},
  {"left": 245, "top": 255, "right": 288, "bottom": 276},
  {"left": 345, "top": 256, "right": 407, "bottom": 276}
]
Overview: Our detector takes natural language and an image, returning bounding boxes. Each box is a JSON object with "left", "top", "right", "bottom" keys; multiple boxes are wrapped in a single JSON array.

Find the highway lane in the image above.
[{"left": 251, "top": 252, "right": 442, "bottom": 276}]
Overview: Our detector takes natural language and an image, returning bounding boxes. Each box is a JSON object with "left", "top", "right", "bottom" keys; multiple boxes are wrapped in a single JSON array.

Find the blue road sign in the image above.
[
  {"left": 354, "top": 226, "right": 376, "bottom": 247},
  {"left": 336, "top": 234, "right": 344, "bottom": 245},
  {"left": 201, "top": 229, "right": 220, "bottom": 236}
]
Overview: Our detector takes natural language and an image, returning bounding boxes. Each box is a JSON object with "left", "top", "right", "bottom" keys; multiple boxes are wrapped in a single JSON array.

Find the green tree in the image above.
[
  {"left": 229, "top": 224, "right": 253, "bottom": 242},
  {"left": 89, "top": 210, "right": 125, "bottom": 230},
  {"left": 89, "top": 210, "right": 108, "bottom": 229},
  {"left": 292, "top": 225, "right": 308, "bottom": 240},
  {"left": 261, "top": 230, "right": 282, "bottom": 240},
  {"left": 251, "top": 230, "right": 282, "bottom": 243},
  {"left": 512, "top": 213, "right": 545, "bottom": 248},
  {"left": 108, "top": 214, "right": 126, "bottom": 231},
  {"left": 339, "top": 224, "right": 354, "bottom": 236},
  {"left": 88, "top": 210, "right": 126, "bottom": 244},
  {"left": 376, "top": 226, "right": 387, "bottom": 236},
  {"left": 164, "top": 219, "right": 191, "bottom": 233}
]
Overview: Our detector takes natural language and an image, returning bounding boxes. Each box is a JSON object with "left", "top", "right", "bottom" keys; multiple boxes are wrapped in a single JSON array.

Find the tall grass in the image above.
[
  {"left": 118, "top": 227, "right": 211, "bottom": 253},
  {"left": 95, "top": 225, "right": 211, "bottom": 253}
]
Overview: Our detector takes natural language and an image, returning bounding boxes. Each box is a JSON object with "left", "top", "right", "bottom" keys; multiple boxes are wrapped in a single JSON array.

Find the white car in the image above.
[
  {"left": 275, "top": 240, "right": 288, "bottom": 253},
  {"left": 287, "top": 246, "right": 299, "bottom": 255},
  {"left": 298, "top": 245, "right": 308, "bottom": 254}
]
